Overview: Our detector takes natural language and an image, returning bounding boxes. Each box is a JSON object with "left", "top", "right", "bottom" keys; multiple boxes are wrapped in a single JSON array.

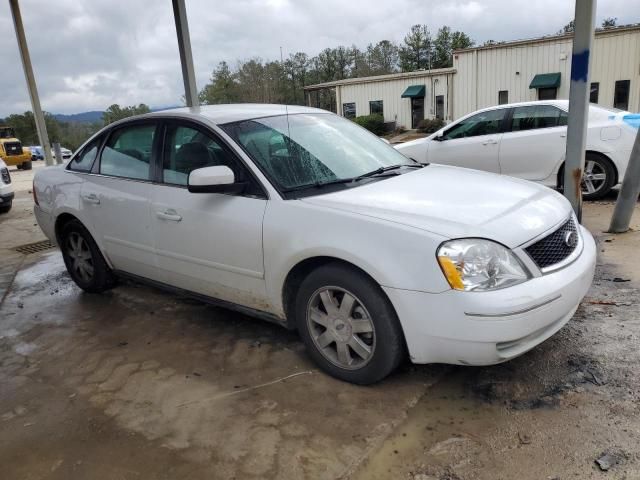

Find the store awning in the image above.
[
  {"left": 529, "top": 72, "right": 561, "bottom": 89},
  {"left": 401, "top": 85, "right": 426, "bottom": 98}
]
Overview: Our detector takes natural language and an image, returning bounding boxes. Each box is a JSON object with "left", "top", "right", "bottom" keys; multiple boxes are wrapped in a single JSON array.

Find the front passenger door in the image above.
[
  {"left": 428, "top": 108, "right": 505, "bottom": 173},
  {"left": 150, "top": 122, "right": 269, "bottom": 310}
]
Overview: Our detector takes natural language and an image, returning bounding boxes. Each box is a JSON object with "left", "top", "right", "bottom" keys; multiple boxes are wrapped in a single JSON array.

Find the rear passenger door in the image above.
[
  {"left": 150, "top": 121, "right": 269, "bottom": 310},
  {"left": 81, "top": 121, "right": 161, "bottom": 281},
  {"left": 498, "top": 104, "right": 568, "bottom": 183}
]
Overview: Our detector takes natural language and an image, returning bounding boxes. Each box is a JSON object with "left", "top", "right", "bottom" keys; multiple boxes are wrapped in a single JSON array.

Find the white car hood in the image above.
[{"left": 302, "top": 164, "right": 572, "bottom": 248}]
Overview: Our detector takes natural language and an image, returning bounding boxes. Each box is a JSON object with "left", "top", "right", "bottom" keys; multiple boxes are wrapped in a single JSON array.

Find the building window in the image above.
[
  {"left": 498, "top": 90, "right": 508, "bottom": 105},
  {"left": 435, "top": 96, "right": 445, "bottom": 120},
  {"left": 369, "top": 100, "right": 383, "bottom": 116},
  {"left": 614, "top": 80, "right": 630, "bottom": 110},
  {"left": 537, "top": 87, "right": 557, "bottom": 100},
  {"left": 589, "top": 83, "right": 599, "bottom": 103},
  {"left": 343, "top": 103, "right": 356, "bottom": 119}
]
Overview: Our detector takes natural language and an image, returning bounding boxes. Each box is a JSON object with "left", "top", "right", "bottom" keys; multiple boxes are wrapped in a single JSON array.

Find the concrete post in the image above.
[
  {"left": 172, "top": 0, "right": 199, "bottom": 107},
  {"left": 8, "top": 0, "right": 54, "bottom": 166},
  {"left": 53, "top": 143, "right": 63, "bottom": 166},
  {"left": 563, "top": 0, "right": 597, "bottom": 222},
  {"left": 609, "top": 127, "right": 640, "bottom": 232}
]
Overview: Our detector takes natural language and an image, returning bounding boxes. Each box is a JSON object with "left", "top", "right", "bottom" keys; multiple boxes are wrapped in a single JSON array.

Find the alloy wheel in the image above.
[
  {"left": 306, "top": 286, "right": 376, "bottom": 370},
  {"left": 581, "top": 159, "right": 607, "bottom": 196},
  {"left": 66, "top": 232, "right": 94, "bottom": 283}
]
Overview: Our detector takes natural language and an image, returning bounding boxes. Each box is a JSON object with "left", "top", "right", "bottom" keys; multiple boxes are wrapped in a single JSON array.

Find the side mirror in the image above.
[
  {"left": 188, "top": 165, "right": 245, "bottom": 194},
  {"left": 433, "top": 134, "right": 446, "bottom": 142}
]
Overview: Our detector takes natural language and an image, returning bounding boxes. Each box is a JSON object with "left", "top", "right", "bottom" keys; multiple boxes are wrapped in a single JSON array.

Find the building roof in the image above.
[
  {"left": 304, "top": 67, "right": 456, "bottom": 91},
  {"left": 453, "top": 24, "right": 640, "bottom": 54}
]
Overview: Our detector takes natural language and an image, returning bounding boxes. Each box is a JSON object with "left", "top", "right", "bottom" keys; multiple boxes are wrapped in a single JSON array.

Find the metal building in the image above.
[
  {"left": 305, "top": 25, "right": 640, "bottom": 129},
  {"left": 305, "top": 68, "right": 456, "bottom": 129}
]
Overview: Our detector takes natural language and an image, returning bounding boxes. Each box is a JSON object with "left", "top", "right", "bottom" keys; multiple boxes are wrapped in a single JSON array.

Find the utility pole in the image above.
[
  {"left": 172, "top": 0, "right": 199, "bottom": 107},
  {"left": 609, "top": 127, "right": 640, "bottom": 232},
  {"left": 563, "top": 0, "right": 596, "bottom": 221},
  {"left": 9, "top": 0, "right": 54, "bottom": 166}
]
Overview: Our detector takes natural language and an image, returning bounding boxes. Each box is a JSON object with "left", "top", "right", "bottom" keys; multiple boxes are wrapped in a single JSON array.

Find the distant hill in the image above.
[{"left": 53, "top": 111, "right": 104, "bottom": 123}]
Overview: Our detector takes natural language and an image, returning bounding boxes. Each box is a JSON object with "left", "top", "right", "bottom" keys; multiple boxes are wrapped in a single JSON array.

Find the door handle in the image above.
[
  {"left": 482, "top": 139, "right": 498, "bottom": 145},
  {"left": 156, "top": 209, "right": 182, "bottom": 222},
  {"left": 82, "top": 193, "right": 100, "bottom": 204}
]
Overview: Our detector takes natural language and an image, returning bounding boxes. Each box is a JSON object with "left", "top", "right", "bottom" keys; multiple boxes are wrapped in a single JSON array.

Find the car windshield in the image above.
[{"left": 221, "top": 113, "right": 414, "bottom": 192}]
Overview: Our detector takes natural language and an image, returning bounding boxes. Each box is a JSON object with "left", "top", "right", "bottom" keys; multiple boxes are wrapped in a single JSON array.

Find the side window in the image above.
[
  {"left": 100, "top": 124, "right": 156, "bottom": 180},
  {"left": 443, "top": 109, "right": 506, "bottom": 139},
  {"left": 162, "top": 125, "right": 246, "bottom": 187},
  {"left": 511, "top": 105, "right": 566, "bottom": 132},
  {"left": 68, "top": 138, "right": 100, "bottom": 172}
]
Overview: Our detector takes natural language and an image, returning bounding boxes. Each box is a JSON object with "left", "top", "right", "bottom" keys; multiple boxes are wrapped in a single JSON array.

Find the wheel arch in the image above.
[
  {"left": 556, "top": 150, "right": 618, "bottom": 189},
  {"left": 54, "top": 212, "right": 113, "bottom": 268},
  {"left": 281, "top": 256, "right": 396, "bottom": 331}
]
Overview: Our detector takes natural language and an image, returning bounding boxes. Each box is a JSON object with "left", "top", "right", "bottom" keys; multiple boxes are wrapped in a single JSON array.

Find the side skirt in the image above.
[{"left": 113, "top": 270, "right": 291, "bottom": 329}]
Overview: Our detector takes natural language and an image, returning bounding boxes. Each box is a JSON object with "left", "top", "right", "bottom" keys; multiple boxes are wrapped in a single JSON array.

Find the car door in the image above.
[
  {"left": 427, "top": 108, "right": 505, "bottom": 173},
  {"left": 150, "top": 120, "right": 269, "bottom": 310},
  {"left": 498, "top": 104, "right": 568, "bottom": 182},
  {"left": 80, "top": 121, "right": 161, "bottom": 281}
]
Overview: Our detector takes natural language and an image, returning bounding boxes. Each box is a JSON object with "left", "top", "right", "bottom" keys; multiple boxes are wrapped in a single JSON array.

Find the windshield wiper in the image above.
[
  {"left": 352, "top": 163, "right": 424, "bottom": 181},
  {"left": 281, "top": 164, "right": 425, "bottom": 194}
]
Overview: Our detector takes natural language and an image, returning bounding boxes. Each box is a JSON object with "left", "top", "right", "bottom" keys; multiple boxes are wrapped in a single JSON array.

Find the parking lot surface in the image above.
[{"left": 1, "top": 163, "right": 639, "bottom": 479}]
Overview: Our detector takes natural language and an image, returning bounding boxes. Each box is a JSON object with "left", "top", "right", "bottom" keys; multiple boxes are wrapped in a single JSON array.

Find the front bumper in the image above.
[
  {"left": 384, "top": 225, "right": 596, "bottom": 365},
  {"left": 0, "top": 191, "right": 14, "bottom": 205}
]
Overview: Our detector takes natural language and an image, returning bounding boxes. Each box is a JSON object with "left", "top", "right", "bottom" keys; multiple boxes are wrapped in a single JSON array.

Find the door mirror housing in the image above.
[
  {"left": 433, "top": 134, "right": 446, "bottom": 142},
  {"left": 188, "top": 166, "right": 245, "bottom": 194}
]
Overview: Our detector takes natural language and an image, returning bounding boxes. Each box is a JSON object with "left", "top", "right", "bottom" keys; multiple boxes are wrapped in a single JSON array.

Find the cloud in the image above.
[{"left": 0, "top": 0, "right": 638, "bottom": 116}]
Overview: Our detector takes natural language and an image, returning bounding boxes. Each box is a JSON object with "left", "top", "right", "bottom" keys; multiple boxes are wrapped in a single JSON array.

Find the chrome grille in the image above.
[
  {"left": 525, "top": 218, "right": 578, "bottom": 270},
  {"left": 1, "top": 167, "right": 10, "bottom": 184},
  {"left": 3, "top": 141, "right": 22, "bottom": 156}
]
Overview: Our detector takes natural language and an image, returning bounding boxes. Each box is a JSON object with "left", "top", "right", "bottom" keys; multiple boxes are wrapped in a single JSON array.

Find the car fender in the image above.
[{"left": 262, "top": 199, "right": 450, "bottom": 317}]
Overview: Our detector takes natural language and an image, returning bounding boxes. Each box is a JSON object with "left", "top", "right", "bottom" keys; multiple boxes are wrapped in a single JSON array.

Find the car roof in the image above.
[
  {"left": 482, "top": 100, "right": 569, "bottom": 111},
  {"left": 139, "top": 104, "right": 329, "bottom": 125}
]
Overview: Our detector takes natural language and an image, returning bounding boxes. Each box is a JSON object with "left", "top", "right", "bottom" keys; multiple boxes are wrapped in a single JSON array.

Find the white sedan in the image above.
[
  {"left": 33, "top": 105, "right": 596, "bottom": 384},
  {"left": 395, "top": 100, "right": 637, "bottom": 200},
  {"left": 0, "top": 157, "right": 13, "bottom": 213}
]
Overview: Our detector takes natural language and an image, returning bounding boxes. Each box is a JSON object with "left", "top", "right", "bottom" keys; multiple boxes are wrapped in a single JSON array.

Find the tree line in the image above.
[
  {"left": 198, "top": 24, "right": 473, "bottom": 108},
  {"left": 0, "top": 103, "right": 150, "bottom": 152}
]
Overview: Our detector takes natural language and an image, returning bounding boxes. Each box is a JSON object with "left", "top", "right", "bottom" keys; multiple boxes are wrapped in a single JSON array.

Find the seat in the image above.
[{"left": 174, "top": 142, "right": 212, "bottom": 174}]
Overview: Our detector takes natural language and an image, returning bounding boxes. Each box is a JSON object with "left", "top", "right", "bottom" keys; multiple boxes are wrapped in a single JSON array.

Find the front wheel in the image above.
[
  {"left": 295, "top": 263, "right": 405, "bottom": 384},
  {"left": 21, "top": 161, "right": 32, "bottom": 171},
  {"left": 60, "top": 219, "right": 116, "bottom": 293},
  {"left": 0, "top": 203, "right": 11, "bottom": 214}
]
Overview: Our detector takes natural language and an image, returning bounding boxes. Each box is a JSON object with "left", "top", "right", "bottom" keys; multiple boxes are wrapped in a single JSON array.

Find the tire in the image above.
[
  {"left": 21, "top": 161, "right": 32, "bottom": 171},
  {"left": 295, "top": 263, "right": 405, "bottom": 384},
  {"left": 16, "top": 164, "right": 22, "bottom": 170},
  {"left": 582, "top": 153, "right": 615, "bottom": 200},
  {"left": 0, "top": 203, "right": 11, "bottom": 214},
  {"left": 557, "top": 153, "right": 616, "bottom": 201},
  {"left": 60, "top": 219, "right": 116, "bottom": 293}
]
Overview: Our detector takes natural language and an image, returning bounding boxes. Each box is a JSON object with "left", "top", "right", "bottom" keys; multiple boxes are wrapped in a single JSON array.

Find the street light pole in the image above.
[
  {"left": 609, "top": 127, "right": 640, "bottom": 232},
  {"left": 8, "top": 0, "right": 54, "bottom": 166},
  {"left": 563, "top": 0, "right": 597, "bottom": 222},
  {"left": 172, "top": 0, "right": 199, "bottom": 108}
]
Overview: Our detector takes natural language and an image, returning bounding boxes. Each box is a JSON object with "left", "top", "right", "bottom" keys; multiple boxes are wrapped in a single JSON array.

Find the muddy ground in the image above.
[{"left": 1, "top": 162, "right": 639, "bottom": 479}]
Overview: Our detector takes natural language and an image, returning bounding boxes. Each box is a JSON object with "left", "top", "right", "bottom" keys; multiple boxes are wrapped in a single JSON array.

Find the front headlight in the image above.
[{"left": 437, "top": 238, "right": 530, "bottom": 291}]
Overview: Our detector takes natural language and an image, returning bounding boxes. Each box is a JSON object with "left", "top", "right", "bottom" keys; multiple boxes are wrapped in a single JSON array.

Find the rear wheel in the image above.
[
  {"left": 295, "top": 263, "right": 405, "bottom": 384},
  {"left": 60, "top": 220, "right": 116, "bottom": 293},
  {"left": 558, "top": 153, "right": 616, "bottom": 201},
  {"left": 16, "top": 164, "right": 22, "bottom": 170},
  {"left": 0, "top": 203, "right": 11, "bottom": 214},
  {"left": 21, "top": 161, "right": 32, "bottom": 170}
]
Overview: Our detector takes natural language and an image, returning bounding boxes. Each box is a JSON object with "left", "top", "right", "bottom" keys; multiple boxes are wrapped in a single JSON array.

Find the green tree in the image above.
[
  {"left": 102, "top": 104, "right": 150, "bottom": 125},
  {"left": 198, "top": 61, "right": 239, "bottom": 105},
  {"left": 367, "top": 40, "right": 398, "bottom": 75},
  {"left": 559, "top": 20, "right": 575, "bottom": 34},
  {"left": 602, "top": 17, "right": 617, "bottom": 28},
  {"left": 399, "top": 25, "right": 432, "bottom": 71},
  {"left": 451, "top": 31, "right": 474, "bottom": 52},
  {"left": 433, "top": 26, "right": 452, "bottom": 68}
]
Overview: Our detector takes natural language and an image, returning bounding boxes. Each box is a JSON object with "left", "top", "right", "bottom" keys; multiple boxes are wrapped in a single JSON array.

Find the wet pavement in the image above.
[{"left": 1, "top": 163, "right": 639, "bottom": 479}]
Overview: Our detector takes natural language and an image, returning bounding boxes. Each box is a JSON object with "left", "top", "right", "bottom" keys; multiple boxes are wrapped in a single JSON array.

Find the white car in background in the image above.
[
  {"left": 0, "top": 157, "right": 14, "bottom": 213},
  {"left": 395, "top": 100, "right": 637, "bottom": 200},
  {"left": 33, "top": 105, "right": 595, "bottom": 384}
]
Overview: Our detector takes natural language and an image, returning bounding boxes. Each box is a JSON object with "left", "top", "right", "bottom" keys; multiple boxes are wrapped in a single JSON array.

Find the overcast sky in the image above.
[{"left": 0, "top": 0, "right": 638, "bottom": 116}]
